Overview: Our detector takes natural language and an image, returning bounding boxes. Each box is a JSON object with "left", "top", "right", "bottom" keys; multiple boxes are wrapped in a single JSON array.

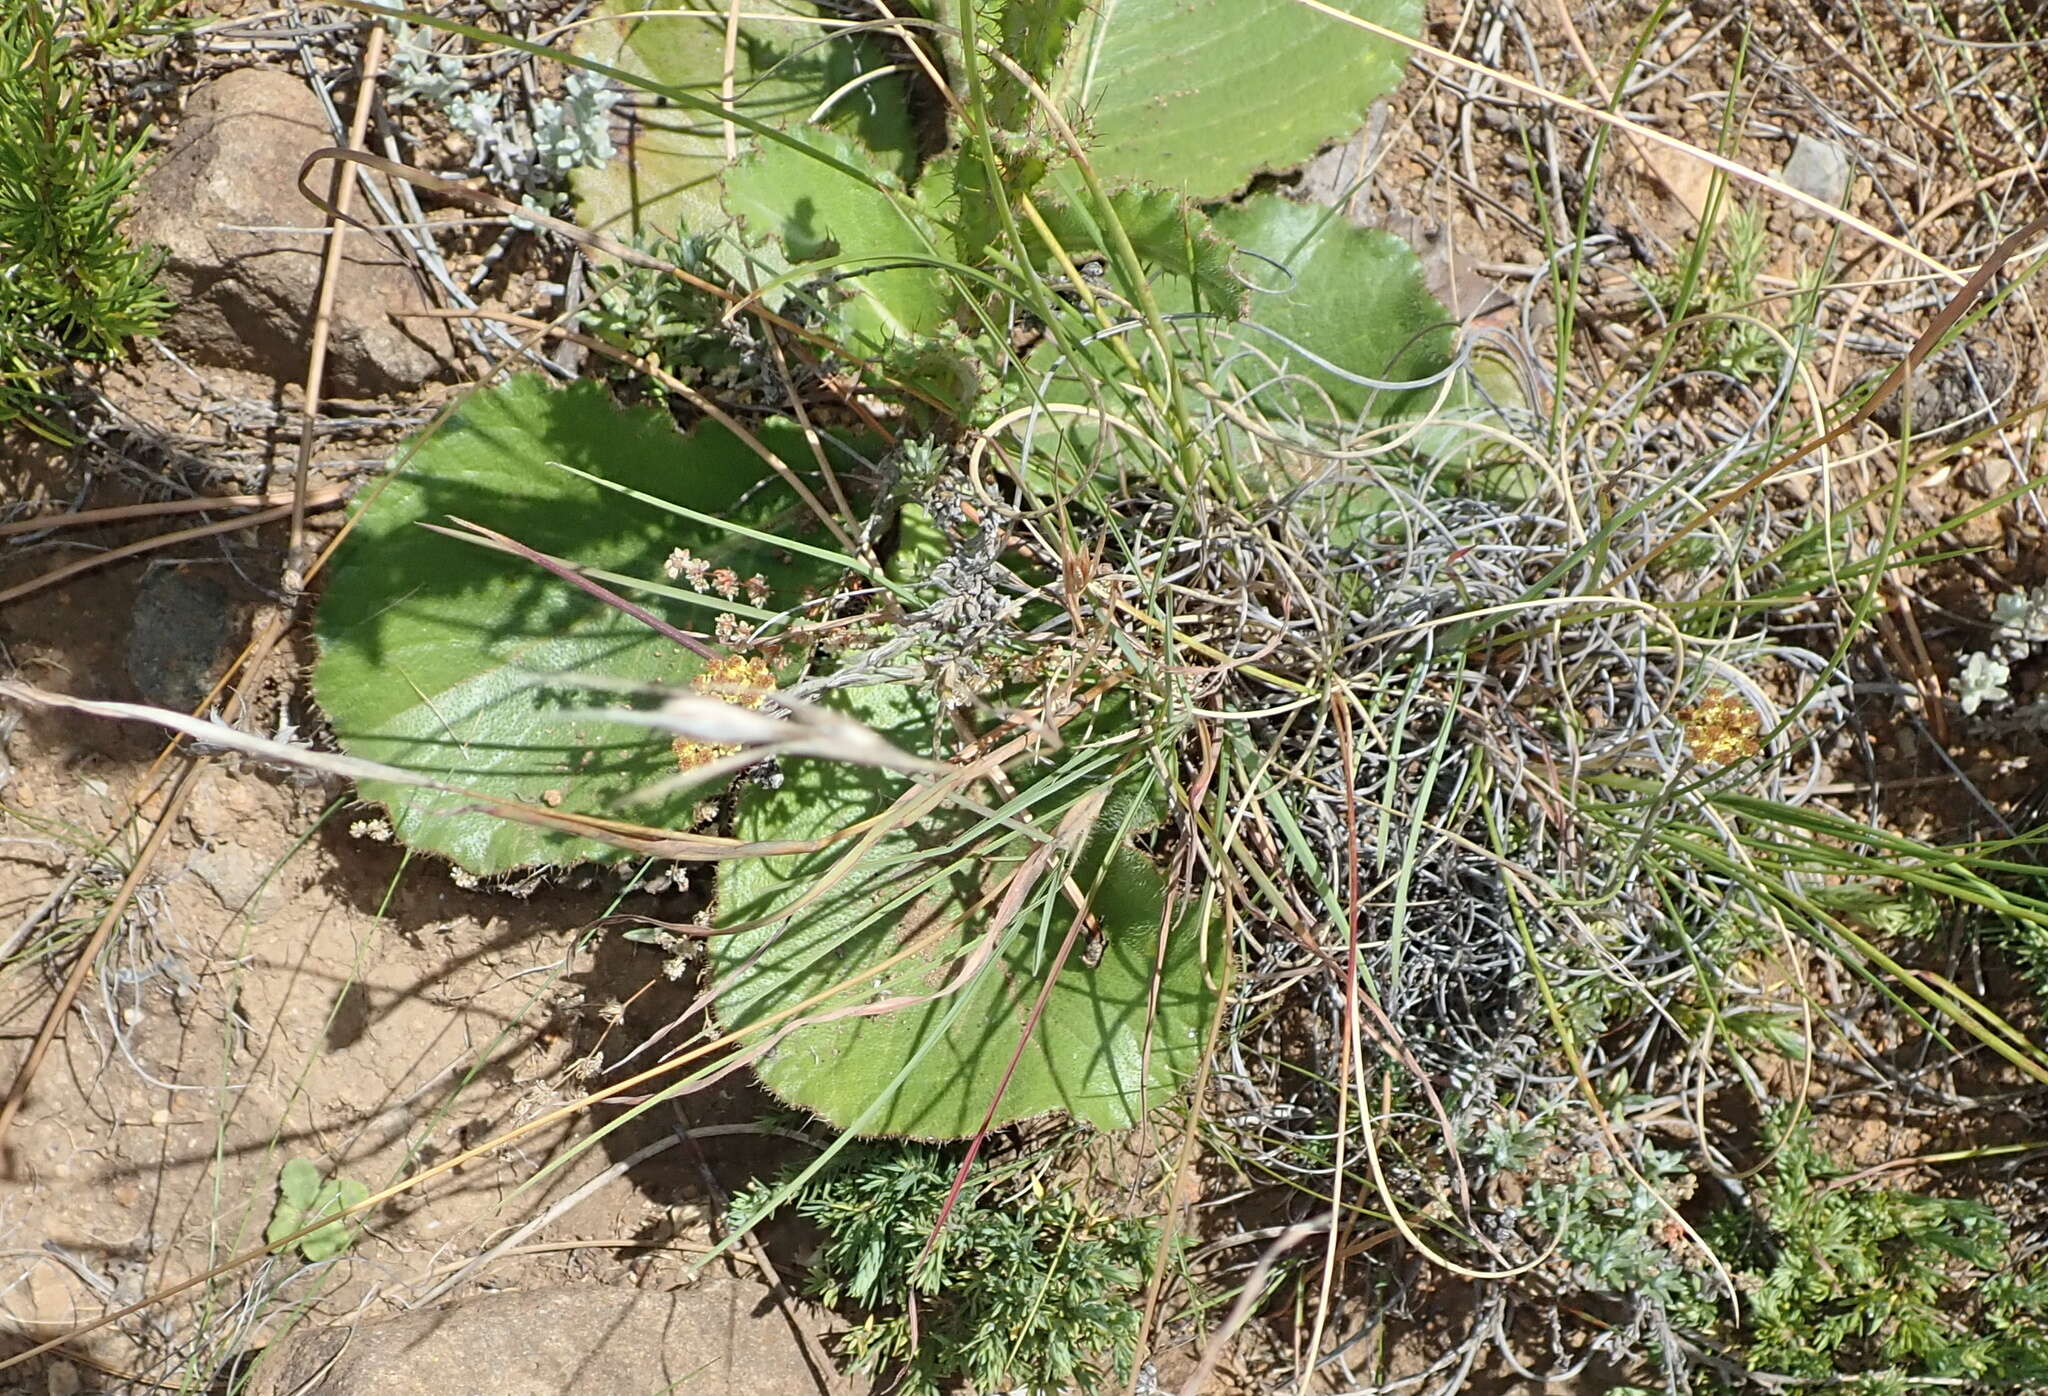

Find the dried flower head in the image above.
[
  {"left": 1678, "top": 689, "right": 1762, "bottom": 767},
  {"left": 671, "top": 655, "right": 778, "bottom": 776},
  {"left": 665, "top": 547, "right": 713, "bottom": 589}
]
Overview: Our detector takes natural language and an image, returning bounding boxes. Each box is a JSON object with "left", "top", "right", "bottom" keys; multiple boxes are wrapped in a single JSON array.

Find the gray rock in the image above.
[
  {"left": 185, "top": 838, "right": 292, "bottom": 920},
  {"left": 245, "top": 1280, "right": 851, "bottom": 1396},
  {"left": 1782, "top": 135, "right": 1852, "bottom": 208},
  {"left": 1871, "top": 335, "right": 2017, "bottom": 443},
  {"left": 126, "top": 567, "right": 234, "bottom": 711},
  {"left": 127, "top": 67, "right": 452, "bottom": 397},
  {"left": 1965, "top": 455, "right": 2016, "bottom": 496}
]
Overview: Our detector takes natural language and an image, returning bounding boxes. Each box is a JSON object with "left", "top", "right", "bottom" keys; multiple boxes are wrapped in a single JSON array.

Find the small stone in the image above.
[
  {"left": 150, "top": 1108, "right": 170, "bottom": 1127},
  {"left": 127, "top": 67, "right": 452, "bottom": 396},
  {"left": 20, "top": 1262, "right": 79, "bottom": 1332},
  {"left": 1966, "top": 456, "right": 2016, "bottom": 495},
  {"left": 1782, "top": 135, "right": 1852, "bottom": 208},
  {"left": 188, "top": 838, "right": 298, "bottom": 920}
]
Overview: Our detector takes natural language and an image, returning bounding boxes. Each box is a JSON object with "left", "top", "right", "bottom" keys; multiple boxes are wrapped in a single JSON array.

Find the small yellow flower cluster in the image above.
[
  {"left": 671, "top": 654, "right": 778, "bottom": 776},
  {"left": 1677, "top": 689, "right": 1762, "bottom": 768}
]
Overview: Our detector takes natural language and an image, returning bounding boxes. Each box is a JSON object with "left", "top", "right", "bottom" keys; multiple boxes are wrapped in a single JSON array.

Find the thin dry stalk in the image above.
[
  {"left": 0, "top": 495, "right": 347, "bottom": 608},
  {"left": 0, "top": 486, "right": 344, "bottom": 538},
  {"left": 287, "top": 20, "right": 387, "bottom": 588}
]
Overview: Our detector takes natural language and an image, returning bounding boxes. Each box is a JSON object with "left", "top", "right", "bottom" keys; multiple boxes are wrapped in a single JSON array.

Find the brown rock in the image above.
[
  {"left": 246, "top": 1280, "right": 851, "bottom": 1396},
  {"left": 127, "top": 67, "right": 451, "bottom": 396}
]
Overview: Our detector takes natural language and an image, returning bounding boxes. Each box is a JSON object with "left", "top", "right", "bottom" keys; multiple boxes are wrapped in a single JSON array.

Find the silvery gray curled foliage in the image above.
[
  {"left": 1956, "top": 582, "right": 2048, "bottom": 718},
  {"left": 387, "top": 22, "right": 463, "bottom": 106},
  {"left": 389, "top": 25, "right": 619, "bottom": 198}
]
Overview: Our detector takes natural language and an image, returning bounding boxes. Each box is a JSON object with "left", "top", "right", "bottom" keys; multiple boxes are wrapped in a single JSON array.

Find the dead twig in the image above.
[
  {"left": 286, "top": 20, "right": 387, "bottom": 591},
  {"left": 0, "top": 494, "right": 348, "bottom": 609},
  {"left": 0, "top": 486, "right": 346, "bottom": 539}
]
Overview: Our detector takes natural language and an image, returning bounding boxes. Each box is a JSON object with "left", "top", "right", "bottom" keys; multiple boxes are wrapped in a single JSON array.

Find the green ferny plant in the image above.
[
  {"left": 1705, "top": 1118, "right": 2048, "bottom": 1389},
  {"left": 731, "top": 1140, "right": 1157, "bottom": 1396}
]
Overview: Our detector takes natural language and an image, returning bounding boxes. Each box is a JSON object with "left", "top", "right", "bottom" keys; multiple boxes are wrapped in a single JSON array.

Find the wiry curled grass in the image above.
[{"left": 942, "top": 187, "right": 2048, "bottom": 1383}]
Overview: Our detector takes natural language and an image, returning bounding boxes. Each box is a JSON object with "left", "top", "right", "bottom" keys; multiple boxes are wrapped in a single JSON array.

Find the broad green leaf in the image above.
[
  {"left": 1051, "top": 0, "right": 1421, "bottom": 200},
  {"left": 994, "top": 0, "right": 1088, "bottom": 98},
  {"left": 920, "top": 0, "right": 1086, "bottom": 131},
  {"left": 1032, "top": 179, "right": 1247, "bottom": 321},
  {"left": 298, "top": 1179, "right": 370, "bottom": 1263},
  {"left": 711, "top": 682, "right": 1220, "bottom": 1138},
  {"left": 267, "top": 1164, "right": 368, "bottom": 1262},
  {"left": 1216, "top": 196, "right": 1532, "bottom": 491},
  {"left": 874, "top": 321, "right": 996, "bottom": 420},
  {"left": 913, "top": 138, "right": 1037, "bottom": 294},
  {"left": 724, "top": 126, "right": 959, "bottom": 361},
  {"left": 570, "top": 0, "right": 918, "bottom": 244},
  {"left": 999, "top": 193, "right": 1460, "bottom": 491},
  {"left": 277, "top": 1158, "right": 321, "bottom": 1210},
  {"left": 1210, "top": 194, "right": 1455, "bottom": 423},
  {"left": 312, "top": 375, "right": 850, "bottom": 874},
  {"left": 884, "top": 502, "right": 947, "bottom": 585}
]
